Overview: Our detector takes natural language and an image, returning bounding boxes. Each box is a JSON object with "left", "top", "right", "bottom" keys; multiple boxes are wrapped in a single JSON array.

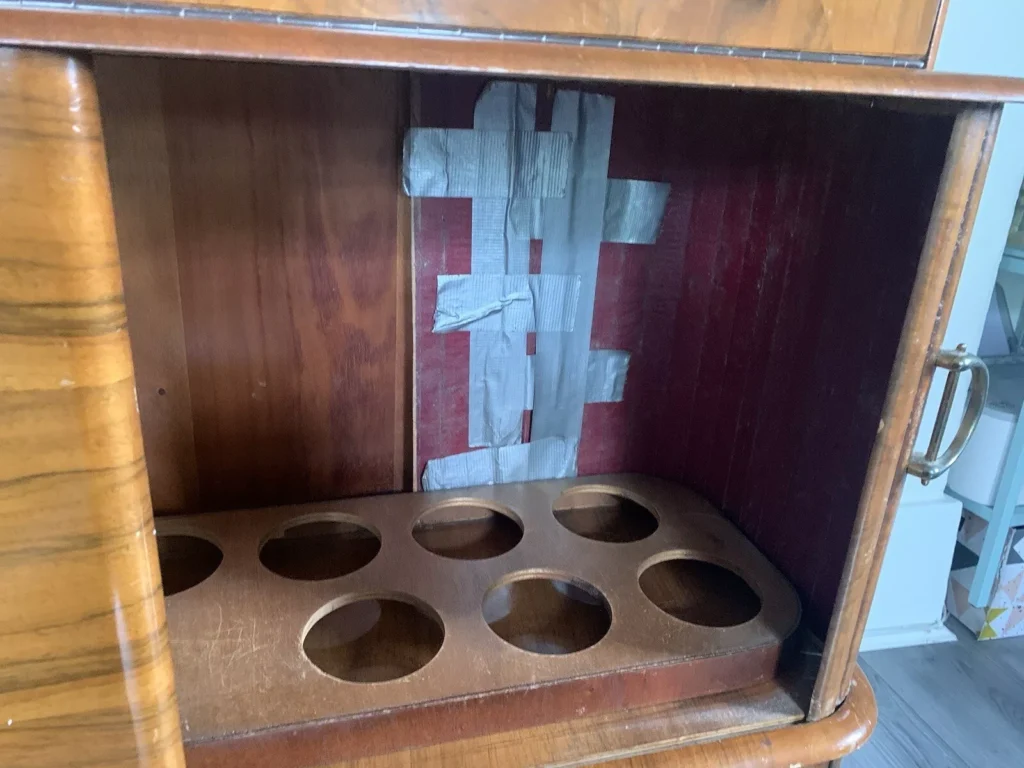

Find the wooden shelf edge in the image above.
[
  {"left": 626, "top": 664, "right": 876, "bottom": 767},
  {"left": 3, "top": 7, "right": 1024, "bottom": 102}
]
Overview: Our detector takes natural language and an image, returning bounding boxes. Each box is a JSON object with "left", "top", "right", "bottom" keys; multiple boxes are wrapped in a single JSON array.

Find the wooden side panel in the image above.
[
  {"left": 147, "top": 0, "right": 940, "bottom": 58},
  {"left": 102, "top": 59, "right": 408, "bottom": 512},
  {"left": 812, "top": 105, "right": 1001, "bottom": 719},
  {"left": 0, "top": 48, "right": 184, "bottom": 767},
  {"left": 97, "top": 56, "right": 200, "bottom": 512}
]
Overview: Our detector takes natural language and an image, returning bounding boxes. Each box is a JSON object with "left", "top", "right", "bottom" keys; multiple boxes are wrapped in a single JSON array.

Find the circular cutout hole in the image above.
[
  {"left": 260, "top": 516, "right": 380, "bottom": 581},
  {"left": 639, "top": 557, "right": 761, "bottom": 627},
  {"left": 413, "top": 501, "right": 523, "bottom": 560},
  {"left": 553, "top": 488, "right": 658, "bottom": 543},
  {"left": 483, "top": 574, "right": 611, "bottom": 655},
  {"left": 156, "top": 534, "right": 223, "bottom": 597},
  {"left": 303, "top": 596, "right": 444, "bottom": 683}
]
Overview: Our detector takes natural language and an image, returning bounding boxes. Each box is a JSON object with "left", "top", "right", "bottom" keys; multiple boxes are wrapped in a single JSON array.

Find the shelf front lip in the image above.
[
  {"left": 3, "top": 5, "right": 1024, "bottom": 102},
  {"left": 629, "top": 664, "right": 876, "bottom": 768}
]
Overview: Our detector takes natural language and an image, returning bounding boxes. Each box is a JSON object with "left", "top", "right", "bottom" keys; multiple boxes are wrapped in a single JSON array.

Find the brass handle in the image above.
[{"left": 907, "top": 344, "right": 989, "bottom": 485}]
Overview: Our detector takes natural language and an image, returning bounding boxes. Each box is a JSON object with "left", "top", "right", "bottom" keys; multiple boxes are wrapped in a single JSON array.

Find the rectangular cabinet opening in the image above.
[{"left": 95, "top": 54, "right": 955, "bottom": 765}]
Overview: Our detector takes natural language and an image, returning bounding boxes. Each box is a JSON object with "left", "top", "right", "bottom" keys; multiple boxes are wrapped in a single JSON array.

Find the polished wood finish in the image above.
[
  {"left": 5, "top": 8, "right": 1024, "bottom": 102},
  {"left": 99, "top": 0, "right": 937, "bottom": 58},
  {"left": 622, "top": 666, "right": 875, "bottom": 767},
  {"left": 0, "top": 3, "right": 1005, "bottom": 765},
  {"left": 123, "top": 0, "right": 941, "bottom": 58},
  {"left": 97, "top": 57, "right": 408, "bottom": 512},
  {"left": 307, "top": 661, "right": 867, "bottom": 767},
  {"left": 96, "top": 56, "right": 200, "bottom": 512},
  {"left": 157, "top": 476, "right": 799, "bottom": 764},
  {"left": 810, "top": 105, "right": 1001, "bottom": 719},
  {"left": 298, "top": 655, "right": 813, "bottom": 767},
  {"left": 0, "top": 47, "right": 184, "bottom": 767}
]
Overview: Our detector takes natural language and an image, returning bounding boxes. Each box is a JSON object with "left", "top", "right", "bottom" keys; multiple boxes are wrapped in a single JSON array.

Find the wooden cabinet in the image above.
[
  {"left": 65, "top": 0, "right": 945, "bottom": 59},
  {"left": 0, "top": 2, "right": 1017, "bottom": 766}
]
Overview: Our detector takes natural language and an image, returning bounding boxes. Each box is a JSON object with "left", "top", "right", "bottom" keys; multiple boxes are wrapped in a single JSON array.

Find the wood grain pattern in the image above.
[
  {"left": 619, "top": 666, "right": 875, "bottom": 767},
  {"left": 810, "top": 105, "right": 1000, "bottom": 720},
  {"left": 99, "top": 58, "right": 408, "bottom": 512},
  {"left": 78, "top": 0, "right": 942, "bottom": 57},
  {"left": 5, "top": 8, "right": 1024, "bottom": 102},
  {"left": 0, "top": 47, "right": 184, "bottom": 767},
  {"left": 159, "top": 476, "right": 800, "bottom": 764},
  {"left": 96, "top": 55, "right": 200, "bottom": 512},
  {"left": 309, "top": 660, "right": 866, "bottom": 768}
]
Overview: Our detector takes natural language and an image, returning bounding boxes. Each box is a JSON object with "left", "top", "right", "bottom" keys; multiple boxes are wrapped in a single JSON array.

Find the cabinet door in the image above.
[{"left": 153, "top": 0, "right": 942, "bottom": 59}]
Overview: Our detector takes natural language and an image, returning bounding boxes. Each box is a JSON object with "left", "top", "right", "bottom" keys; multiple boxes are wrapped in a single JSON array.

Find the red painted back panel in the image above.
[{"left": 413, "top": 78, "right": 952, "bottom": 633}]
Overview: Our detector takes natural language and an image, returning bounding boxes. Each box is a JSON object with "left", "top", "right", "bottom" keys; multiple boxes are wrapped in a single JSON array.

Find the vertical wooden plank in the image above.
[
  {"left": 159, "top": 60, "right": 405, "bottom": 509},
  {"left": 95, "top": 54, "right": 200, "bottom": 513},
  {"left": 394, "top": 73, "right": 413, "bottom": 491},
  {"left": 0, "top": 47, "right": 184, "bottom": 766},
  {"left": 810, "top": 104, "right": 1001, "bottom": 720}
]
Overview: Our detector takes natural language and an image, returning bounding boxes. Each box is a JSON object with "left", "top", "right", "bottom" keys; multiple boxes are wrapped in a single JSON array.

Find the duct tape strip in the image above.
[
  {"left": 602, "top": 179, "right": 671, "bottom": 244},
  {"left": 533, "top": 90, "right": 615, "bottom": 451},
  {"left": 422, "top": 436, "right": 579, "bottom": 491},
  {"left": 433, "top": 274, "right": 581, "bottom": 333},
  {"left": 507, "top": 179, "right": 670, "bottom": 244},
  {"left": 585, "top": 349, "right": 631, "bottom": 402},
  {"left": 523, "top": 350, "right": 630, "bottom": 409},
  {"left": 469, "top": 82, "right": 535, "bottom": 448},
  {"left": 403, "top": 128, "right": 571, "bottom": 198}
]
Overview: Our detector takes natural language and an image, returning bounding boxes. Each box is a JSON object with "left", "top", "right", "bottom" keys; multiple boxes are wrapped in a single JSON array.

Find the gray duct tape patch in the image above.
[
  {"left": 523, "top": 350, "right": 630, "bottom": 409},
  {"left": 532, "top": 90, "right": 615, "bottom": 447},
  {"left": 468, "top": 82, "right": 536, "bottom": 448},
  {"left": 409, "top": 81, "right": 667, "bottom": 490},
  {"left": 507, "top": 179, "right": 670, "bottom": 245},
  {"left": 585, "top": 349, "right": 631, "bottom": 402},
  {"left": 422, "top": 436, "right": 579, "bottom": 491},
  {"left": 602, "top": 179, "right": 671, "bottom": 244},
  {"left": 403, "top": 128, "right": 571, "bottom": 199},
  {"left": 433, "top": 274, "right": 581, "bottom": 333}
]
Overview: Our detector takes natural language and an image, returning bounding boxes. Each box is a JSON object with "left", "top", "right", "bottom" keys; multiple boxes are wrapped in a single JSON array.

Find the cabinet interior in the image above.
[{"left": 94, "top": 53, "right": 954, "bottom": 753}]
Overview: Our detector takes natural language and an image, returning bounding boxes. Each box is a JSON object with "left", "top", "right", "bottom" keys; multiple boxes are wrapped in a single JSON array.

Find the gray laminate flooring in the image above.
[{"left": 847, "top": 621, "right": 1024, "bottom": 767}]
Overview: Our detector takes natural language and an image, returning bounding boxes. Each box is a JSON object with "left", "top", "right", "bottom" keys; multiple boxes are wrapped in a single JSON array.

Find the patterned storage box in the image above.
[{"left": 947, "top": 510, "right": 1024, "bottom": 640}]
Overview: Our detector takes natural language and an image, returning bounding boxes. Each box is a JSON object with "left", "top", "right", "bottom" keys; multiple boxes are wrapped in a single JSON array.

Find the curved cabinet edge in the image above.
[
  {"left": 623, "top": 665, "right": 876, "bottom": 767},
  {"left": 0, "top": 46, "right": 185, "bottom": 768}
]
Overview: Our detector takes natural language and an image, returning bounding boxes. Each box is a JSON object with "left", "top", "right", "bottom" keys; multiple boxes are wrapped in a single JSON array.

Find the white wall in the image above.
[{"left": 862, "top": 0, "right": 1024, "bottom": 650}]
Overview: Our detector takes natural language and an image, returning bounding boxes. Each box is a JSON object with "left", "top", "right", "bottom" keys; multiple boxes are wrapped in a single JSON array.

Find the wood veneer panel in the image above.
[
  {"left": 96, "top": 55, "right": 200, "bottom": 512},
  {"left": 812, "top": 105, "right": 1001, "bottom": 719},
  {"left": 6, "top": 9, "right": 1024, "bottom": 102},
  {"left": 214, "top": 661, "right": 816, "bottom": 767},
  {"left": 107, "top": 58, "right": 408, "bottom": 512},
  {"left": 618, "top": 666, "right": 875, "bottom": 767},
  {"left": 0, "top": 47, "right": 184, "bottom": 767},
  {"left": 15, "top": 0, "right": 942, "bottom": 58}
]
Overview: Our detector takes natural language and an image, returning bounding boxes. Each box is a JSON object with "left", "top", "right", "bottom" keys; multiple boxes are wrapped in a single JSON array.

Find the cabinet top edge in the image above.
[{"left": 2, "top": 1, "right": 1023, "bottom": 103}]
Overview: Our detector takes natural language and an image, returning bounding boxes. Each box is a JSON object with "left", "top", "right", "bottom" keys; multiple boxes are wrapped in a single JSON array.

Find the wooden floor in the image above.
[{"left": 847, "top": 621, "right": 1024, "bottom": 767}]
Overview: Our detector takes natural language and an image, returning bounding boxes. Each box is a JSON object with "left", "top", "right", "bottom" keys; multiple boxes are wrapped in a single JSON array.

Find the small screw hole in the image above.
[{"left": 157, "top": 387, "right": 167, "bottom": 396}]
